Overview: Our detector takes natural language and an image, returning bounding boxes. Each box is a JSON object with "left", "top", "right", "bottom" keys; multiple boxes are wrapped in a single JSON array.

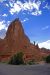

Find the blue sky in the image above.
[{"left": 0, "top": 0, "right": 50, "bottom": 49}]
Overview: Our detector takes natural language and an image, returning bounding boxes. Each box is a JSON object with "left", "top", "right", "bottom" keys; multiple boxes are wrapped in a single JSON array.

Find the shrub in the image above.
[
  {"left": 46, "top": 55, "right": 50, "bottom": 63},
  {"left": 8, "top": 52, "right": 24, "bottom": 65},
  {"left": 28, "top": 59, "right": 35, "bottom": 65}
]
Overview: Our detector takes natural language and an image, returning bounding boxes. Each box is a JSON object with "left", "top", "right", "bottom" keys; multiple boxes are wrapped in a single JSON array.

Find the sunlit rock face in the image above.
[
  {"left": 0, "top": 18, "right": 50, "bottom": 62},
  {"left": 5, "top": 18, "right": 30, "bottom": 53},
  {"left": 0, "top": 18, "right": 30, "bottom": 61}
]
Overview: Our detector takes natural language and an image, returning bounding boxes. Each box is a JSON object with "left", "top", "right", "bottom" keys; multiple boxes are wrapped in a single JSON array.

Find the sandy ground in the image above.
[{"left": 0, "top": 63, "right": 50, "bottom": 75}]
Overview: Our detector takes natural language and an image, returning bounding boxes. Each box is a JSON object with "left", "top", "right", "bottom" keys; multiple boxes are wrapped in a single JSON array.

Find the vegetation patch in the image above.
[
  {"left": 8, "top": 52, "right": 24, "bottom": 65},
  {"left": 45, "top": 55, "right": 50, "bottom": 63}
]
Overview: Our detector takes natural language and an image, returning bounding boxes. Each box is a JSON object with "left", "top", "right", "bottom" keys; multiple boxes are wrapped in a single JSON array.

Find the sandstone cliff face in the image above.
[
  {"left": 0, "top": 18, "right": 50, "bottom": 62},
  {"left": 0, "top": 18, "right": 30, "bottom": 62},
  {"left": 5, "top": 18, "right": 30, "bottom": 54}
]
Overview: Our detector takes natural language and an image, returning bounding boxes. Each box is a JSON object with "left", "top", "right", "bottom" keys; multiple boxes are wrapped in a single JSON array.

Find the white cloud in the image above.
[
  {"left": 6, "top": 3, "right": 9, "bottom": 7},
  {"left": 6, "top": 21, "right": 11, "bottom": 27},
  {"left": 33, "top": 0, "right": 41, "bottom": 10},
  {"left": 38, "top": 40, "right": 50, "bottom": 49},
  {"left": 31, "top": 10, "right": 42, "bottom": 16},
  {"left": 21, "top": 18, "right": 29, "bottom": 22},
  {"left": 2, "top": 14, "right": 8, "bottom": 17},
  {"left": 42, "top": 26, "right": 49, "bottom": 30},
  {"left": 43, "top": 3, "right": 50, "bottom": 9},
  {"left": 0, "top": 21, "right": 8, "bottom": 30},
  {"left": 10, "top": 2, "right": 22, "bottom": 15},
  {"left": 9, "top": 2, "right": 14, "bottom": 7},
  {"left": 9, "top": 0, "right": 42, "bottom": 16}
]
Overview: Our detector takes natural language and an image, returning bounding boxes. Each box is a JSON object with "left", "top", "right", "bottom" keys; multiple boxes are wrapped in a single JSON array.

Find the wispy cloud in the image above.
[
  {"left": 5, "top": 3, "right": 9, "bottom": 7},
  {"left": 0, "top": 20, "right": 8, "bottom": 30},
  {"left": 31, "top": 10, "right": 42, "bottom": 16},
  {"left": 42, "top": 26, "right": 49, "bottom": 30},
  {"left": 2, "top": 14, "right": 8, "bottom": 17},
  {"left": 43, "top": 3, "right": 50, "bottom": 9},
  {"left": 9, "top": 0, "right": 42, "bottom": 16},
  {"left": 9, "top": 2, "right": 22, "bottom": 15},
  {"left": 38, "top": 40, "right": 50, "bottom": 49},
  {"left": 21, "top": 18, "right": 29, "bottom": 22}
]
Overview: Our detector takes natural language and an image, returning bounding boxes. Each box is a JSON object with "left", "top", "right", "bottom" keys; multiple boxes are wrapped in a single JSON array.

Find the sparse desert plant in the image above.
[
  {"left": 46, "top": 55, "right": 50, "bottom": 63},
  {"left": 28, "top": 59, "right": 35, "bottom": 65},
  {"left": 8, "top": 52, "right": 24, "bottom": 65}
]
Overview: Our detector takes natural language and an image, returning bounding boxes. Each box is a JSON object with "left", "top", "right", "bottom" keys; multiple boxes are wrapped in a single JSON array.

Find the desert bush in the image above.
[
  {"left": 8, "top": 52, "right": 24, "bottom": 65},
  {"left": 28, "top": 59, "right": 35, "bottom": 65},
  {"left": 46, "top": 55, "right": 50, "bottom": 63}
]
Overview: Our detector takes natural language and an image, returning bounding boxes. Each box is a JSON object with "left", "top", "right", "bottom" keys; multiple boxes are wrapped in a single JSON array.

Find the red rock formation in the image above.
[{"left": 0, "top": 18, "right": 50, "bottom": 62}]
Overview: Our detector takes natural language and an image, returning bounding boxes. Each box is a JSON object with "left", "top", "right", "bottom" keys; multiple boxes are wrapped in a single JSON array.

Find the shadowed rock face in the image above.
[{"left": 0, "top": 18, "right": 50, "bottom": 62}]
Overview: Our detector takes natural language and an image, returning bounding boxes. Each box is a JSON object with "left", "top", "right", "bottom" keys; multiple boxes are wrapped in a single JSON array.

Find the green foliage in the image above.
[
  {"left": 46, "top": 55, "right": 50, "bottom": 63},
  {"left": 42, "top": 56, "right": 46, "bottom": 61},
  {"left": 28, "top": 59, "right": 35, "bottom": 65},
  {"left": 8, "top": 52, "right": 24, "bottom": 65}
]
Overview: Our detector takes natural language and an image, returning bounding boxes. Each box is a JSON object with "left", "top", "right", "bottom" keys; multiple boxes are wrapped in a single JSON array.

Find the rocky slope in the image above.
[{"left": 0, "top": 18, "right": 50, "bottom": 62}]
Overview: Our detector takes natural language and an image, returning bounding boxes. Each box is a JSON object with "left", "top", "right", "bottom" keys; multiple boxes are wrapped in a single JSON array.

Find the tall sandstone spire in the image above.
[{"left": 5, "top": 18, "right": 30, "bottom": 54}]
